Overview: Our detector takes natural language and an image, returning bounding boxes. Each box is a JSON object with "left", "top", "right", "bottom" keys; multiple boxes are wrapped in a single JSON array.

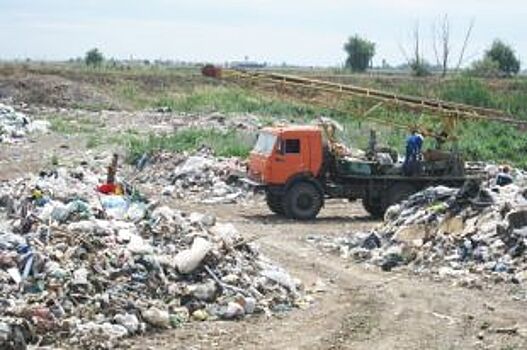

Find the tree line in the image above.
[{"left": 344, "top": 17, "right": 521, "bottom": 78}]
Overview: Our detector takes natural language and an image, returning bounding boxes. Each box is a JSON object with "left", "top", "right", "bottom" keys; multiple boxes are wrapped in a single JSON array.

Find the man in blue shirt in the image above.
[{"left": 403, "top": 131, "right": 424, "bottom": 176}]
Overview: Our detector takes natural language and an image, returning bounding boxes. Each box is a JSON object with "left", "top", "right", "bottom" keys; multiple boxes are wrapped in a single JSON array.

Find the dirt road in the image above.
[{"left": 123, "top": 200, "right": 527, "bottom": 350}]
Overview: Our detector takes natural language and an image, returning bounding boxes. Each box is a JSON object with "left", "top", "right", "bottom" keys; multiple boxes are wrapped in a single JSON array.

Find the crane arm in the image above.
[{"left": 202, "top": 66, "right": 527, "bottom": 134}]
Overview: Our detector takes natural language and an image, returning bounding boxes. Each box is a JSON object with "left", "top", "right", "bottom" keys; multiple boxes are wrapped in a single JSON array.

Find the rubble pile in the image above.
[
  {"left": 310, "top": 181, "right": 527, "bottom": 286},
  {"left": 134, "top": 149, "right": 253, "bottom": 204},
  {"left": 0, "top": 164, "right": 302, "bottom": 349},
  {"left": 0, "top": 103, "right": 49, "bottom": 143}
]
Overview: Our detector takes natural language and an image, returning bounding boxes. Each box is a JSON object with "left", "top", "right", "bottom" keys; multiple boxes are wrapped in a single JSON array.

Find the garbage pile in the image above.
[
  {"left": 0, "top": 162, "right": 302, "bottom": 349},
  {"left": 309, "top": 181, "right": 527, "bottom": 287},
  {"left": 134, "top": 149, "right": 252, "bottom": 204},
  {"left": 0, "top": 103, "right": 49, "bottom": 143}
]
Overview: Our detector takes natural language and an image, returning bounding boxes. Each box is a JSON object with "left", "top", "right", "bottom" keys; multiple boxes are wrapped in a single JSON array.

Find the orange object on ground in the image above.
[
  {"left": 97, "top": 183, "right": 123, "bottom": 195},
  {"left": 97, "top": 183, "right": 117, "bottom": 194}
]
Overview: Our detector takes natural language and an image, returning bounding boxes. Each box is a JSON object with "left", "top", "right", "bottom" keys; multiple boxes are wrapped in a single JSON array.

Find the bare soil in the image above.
[{"left": 120, "top": 200, "right": 527, "bottom": 350}]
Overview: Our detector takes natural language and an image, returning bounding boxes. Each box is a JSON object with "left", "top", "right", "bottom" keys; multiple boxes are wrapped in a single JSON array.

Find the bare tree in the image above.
[
  {"left": 432, "top": 15, "right": 450, "bottom": 77},
  {"left": 414, "top": 23, "right": 421, "bottom": 67},
  {"left": 398, "top": 22, "right": 430, "bottom": 76},
  {"left": 456, "top": 18, "right": 475, "bottom": 70},
  {"left": 410, "top": 22, "right": 429, "bottom": 76},
  {"left": 433, "top": 15, "right": 475, "bottom": 75},
  {"left": 401, "top": 17, "right": 474, "bottom": 77}
]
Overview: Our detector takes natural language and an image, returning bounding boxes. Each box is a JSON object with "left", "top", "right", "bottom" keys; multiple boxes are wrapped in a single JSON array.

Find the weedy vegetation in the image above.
[{"left": 11, "top": 63, "right": 527, "bottom": 167}]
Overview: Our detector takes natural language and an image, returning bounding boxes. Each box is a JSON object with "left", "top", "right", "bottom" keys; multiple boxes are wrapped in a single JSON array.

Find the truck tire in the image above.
[
  {"left": 265, "top": 191, "right": 284, "bottom": 215},
  {"left": 283, "top": 182, "right": 323, "bottom": 220},
  {"left": 362, "top": 198, "right": 384, "bottom": 219},
  {"left": 387, "top": 183, "right": 416, "bottom": 208}
]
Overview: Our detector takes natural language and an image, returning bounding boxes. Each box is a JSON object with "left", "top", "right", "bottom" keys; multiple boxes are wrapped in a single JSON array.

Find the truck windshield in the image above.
[{"left": 253, "top": 132, "right": 277, "bottom": 155}]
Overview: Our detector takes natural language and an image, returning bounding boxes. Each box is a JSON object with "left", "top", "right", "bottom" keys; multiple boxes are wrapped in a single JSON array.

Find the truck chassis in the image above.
[{"left": 264, "top": 173, "right": 470, "bottom": 220}]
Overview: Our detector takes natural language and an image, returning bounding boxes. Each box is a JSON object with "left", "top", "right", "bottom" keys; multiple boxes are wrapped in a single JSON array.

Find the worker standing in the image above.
[{"left": 403, "top": 131, "right": 424, "bottom": 176}]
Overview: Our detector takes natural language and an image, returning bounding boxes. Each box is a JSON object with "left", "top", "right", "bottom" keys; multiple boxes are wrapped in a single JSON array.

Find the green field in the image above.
[{"left": 2, "top": 63, "right": 526, "bottom": 167}]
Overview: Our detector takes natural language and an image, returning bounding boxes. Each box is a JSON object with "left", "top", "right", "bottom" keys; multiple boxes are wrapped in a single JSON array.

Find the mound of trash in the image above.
[
  {"left": 309, "top": 180, "right": 527, "bottom": 287},
  {"left": 134, "top": 150, "right": 252, "bottom": 204},
  {"left": 0, "top": 162, "right": 302, "bottom": 349},
  {"left": 0, "top": 103, "right": 49, "bottom": 143}
]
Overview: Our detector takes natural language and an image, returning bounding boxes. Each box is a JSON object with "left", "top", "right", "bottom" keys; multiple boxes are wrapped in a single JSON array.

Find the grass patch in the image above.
[
  {"left": 438, "top": 76, "right": 527, "bottom": 118},
  {"left": 49, "top": 116, "right": 104, "bottom": 134},
  {"left": 86, "top": 134, "right": 104, "bottom": 149},
  {"left": 149, "top": 85, "right": 527, "bottom": 168},
  {"left": 440, "top": 77, "right": 494, "bottom": 107},
  {"left": 153, "top": 87, "right": 324, "bottom": 120},
  {"left": 49, "top": 118, "right": 81, "bottom": 134},
  {"left": 458, "top": 121, "right": 527, "bottom": 167},
  {"left": 121, "top": 128, "right": 256, "bottom": 163},
  {"left": 36, "top": 63, "right": 527, "bottom": 168}
]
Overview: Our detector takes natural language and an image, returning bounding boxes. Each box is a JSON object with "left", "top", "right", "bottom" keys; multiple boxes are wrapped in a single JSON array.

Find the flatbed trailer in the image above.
[
  {"left": 325, "top": 174, "right": 472, "bottom": 217},
  {"left": 263, "top": 170, "right": 474, "bottom": 219}
]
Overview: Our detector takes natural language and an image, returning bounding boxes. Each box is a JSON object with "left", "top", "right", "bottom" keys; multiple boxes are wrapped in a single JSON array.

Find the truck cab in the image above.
[
  {"left": 247, "top": 126, "right": 327, "bottom": 220},
  {"left": 248, "top": 126, "right": 324, "bottom": 186}
]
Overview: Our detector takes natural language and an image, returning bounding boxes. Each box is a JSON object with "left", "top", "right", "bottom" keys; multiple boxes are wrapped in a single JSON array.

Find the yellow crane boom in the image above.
[{"left": 202, "top": 65, "right": 527, "bottom": 137}]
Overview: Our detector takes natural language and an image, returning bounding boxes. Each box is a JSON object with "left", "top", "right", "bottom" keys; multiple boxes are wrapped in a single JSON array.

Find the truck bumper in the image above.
[{"left": 240, "top": 177, "right": 267, "bottom": 190}]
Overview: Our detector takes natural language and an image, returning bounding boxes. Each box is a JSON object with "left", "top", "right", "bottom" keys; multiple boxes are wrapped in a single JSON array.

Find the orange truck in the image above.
[{"left": 245, "top": 124, "right": 470, "bottom": 220}]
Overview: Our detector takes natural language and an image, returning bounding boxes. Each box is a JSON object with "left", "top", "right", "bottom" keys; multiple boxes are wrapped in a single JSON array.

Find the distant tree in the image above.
[
  {"left": 484, "top": 40, "right": 520, "bottom": 76},
  {"left": 343, "top": 35, "right": 376, "bottom": 72},
  {"left": 85, "top": 48, "right": 104, "bottom": 67}
]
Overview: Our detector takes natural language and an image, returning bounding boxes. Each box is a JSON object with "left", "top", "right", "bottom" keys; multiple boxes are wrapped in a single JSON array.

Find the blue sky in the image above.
[{"left": 0, "top": 0, "right": 525, "bottom": 66}]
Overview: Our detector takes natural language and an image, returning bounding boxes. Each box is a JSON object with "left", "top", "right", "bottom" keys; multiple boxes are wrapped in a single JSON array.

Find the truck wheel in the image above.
[
  {"left": 387, "top": 183, "right": 416, "bottom": 208},
  {"left": 362, "top": 199, "right": 384, "bottom": 219},
  {"left": 265, "top": 191, "right": 284, "bottom": 215},
  {"left": 283, "top": 182, "right": 323, "bottom": 220}
]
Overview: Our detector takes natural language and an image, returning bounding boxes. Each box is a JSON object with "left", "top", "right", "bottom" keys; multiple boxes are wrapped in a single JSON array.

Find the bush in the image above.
[
  {"left": 484, "top": 40, "right": 520, "bottom": 77},
  {"left": 409, "top": 60, "right": 431, "bottom": 77}
]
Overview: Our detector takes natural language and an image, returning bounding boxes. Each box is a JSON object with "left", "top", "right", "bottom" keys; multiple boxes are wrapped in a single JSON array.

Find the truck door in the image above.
[{"left": 272, "top": 137, "right": 306, "bottom": 184}]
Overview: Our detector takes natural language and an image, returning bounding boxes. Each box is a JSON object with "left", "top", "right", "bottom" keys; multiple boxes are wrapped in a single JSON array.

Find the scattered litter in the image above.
[
  {"left": 0, "top": 103, "right": 49, "bottom": 143},
  {"left": 133, "top": 149, "right": 254, "bottom": 204}
]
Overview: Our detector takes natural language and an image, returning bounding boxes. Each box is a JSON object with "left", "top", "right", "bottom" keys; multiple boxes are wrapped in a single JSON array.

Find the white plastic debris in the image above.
[
  {"left": 173, "top": 237, "right": 212, "bottom": 274},
  {"left": 0, "top": 103, "right": 49, "bottom": 143},
  {"left": 141, "top": 307, "right": 170, "bottom": 328}
]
